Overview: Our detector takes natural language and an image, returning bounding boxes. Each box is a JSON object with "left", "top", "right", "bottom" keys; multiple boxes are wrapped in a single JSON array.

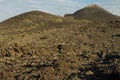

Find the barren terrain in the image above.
[{"left": 0, "top": 4, "right": 120, "bottom": 80}]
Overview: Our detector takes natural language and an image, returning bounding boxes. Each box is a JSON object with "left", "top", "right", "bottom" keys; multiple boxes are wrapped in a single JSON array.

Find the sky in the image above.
[{"left": 0, "top": 0, "right": 120, "bottom": 21}]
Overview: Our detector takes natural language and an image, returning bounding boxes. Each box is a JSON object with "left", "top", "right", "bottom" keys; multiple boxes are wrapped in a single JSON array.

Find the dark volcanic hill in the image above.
[
  {"left": 65, "top": 4, "right": 119, "bottom": 21},
  {"left": 0, "top": 11, "right": 62, "bottom": 27}
]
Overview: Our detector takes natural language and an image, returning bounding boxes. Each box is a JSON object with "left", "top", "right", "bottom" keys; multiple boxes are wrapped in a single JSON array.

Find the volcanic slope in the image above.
[
  {"left": 0, "top": 11, "right": 62, "bottom": 27},
  {"left": 0, "top": 5, "right": 120, "bottom": 80},
  {"left": 65, "top": 4, "right": 119, "bottom": 21},
  {"left": 0, "top": 11, "right": 63, "bottom": 36}
]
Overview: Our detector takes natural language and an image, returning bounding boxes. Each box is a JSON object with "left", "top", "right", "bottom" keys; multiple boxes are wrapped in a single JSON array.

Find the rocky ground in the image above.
[{"left": 0, "top": 19, "right": 120, "bottom": 80}]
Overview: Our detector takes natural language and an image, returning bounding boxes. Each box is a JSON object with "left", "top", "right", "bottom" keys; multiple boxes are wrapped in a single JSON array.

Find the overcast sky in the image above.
[{"left": 0, "top": 0, "right": 120, "bottom": 21}]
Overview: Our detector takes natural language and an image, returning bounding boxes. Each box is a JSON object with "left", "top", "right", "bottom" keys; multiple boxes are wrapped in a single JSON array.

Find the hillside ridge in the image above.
[{"left": 65, "top": 4, "right": 119, "bottom": 21}]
